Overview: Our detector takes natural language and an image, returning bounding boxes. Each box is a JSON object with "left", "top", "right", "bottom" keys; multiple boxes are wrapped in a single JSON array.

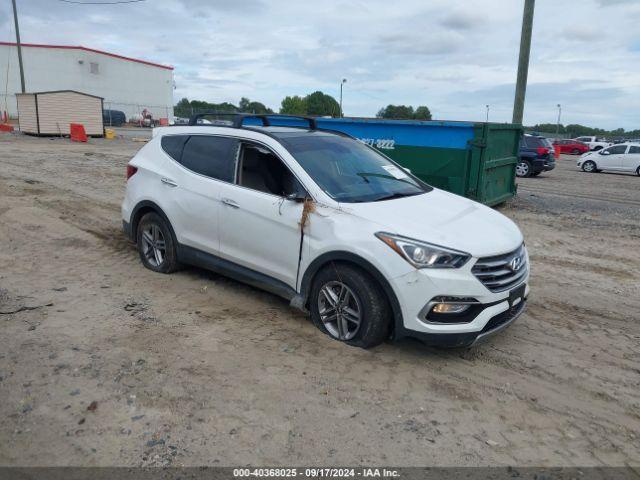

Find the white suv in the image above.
[{"left": 122, "top": 114, "right": 529, "bottom": 348}]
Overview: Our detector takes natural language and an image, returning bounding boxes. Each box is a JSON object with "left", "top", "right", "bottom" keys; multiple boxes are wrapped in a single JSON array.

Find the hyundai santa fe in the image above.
[{"left": 122, "top": 114, "right": 529, "bottom": 349}]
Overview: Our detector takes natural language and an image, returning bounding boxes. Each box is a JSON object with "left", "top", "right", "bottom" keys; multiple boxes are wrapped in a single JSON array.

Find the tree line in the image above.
[
  {"left": 176, "top": 96, "right": 637, "bottom": 136},
  {"left": 526, "top": 123, "right": 640, "bottom": 139},
  {"left": 174, "top": 92, "right": 432, "bottom": 120}
]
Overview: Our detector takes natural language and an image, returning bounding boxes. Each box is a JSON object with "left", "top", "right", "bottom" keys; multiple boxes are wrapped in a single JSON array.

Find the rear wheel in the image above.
[
  {"left": 310, "top": 263, "right": 391, "bottom": 348},
  {"left": 572, "top": 148, "right": 580, "bottom": 155},
  {"left": 137, "top": 212, "right": 179, "bottom": 273},
  {"left": 516, "top": 160, "right": 532, "bottom": 178},
  {"left": 582, "top": 160, "right": 597, "bottom": 173},
  {"left": 593, "top": 146, "right": 603, "bottom": 151}
]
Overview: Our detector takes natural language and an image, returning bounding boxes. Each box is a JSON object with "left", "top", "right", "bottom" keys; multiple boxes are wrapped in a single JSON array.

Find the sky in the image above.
[{"left": 1, "top": 0, "right": 639, "bottom": 129}]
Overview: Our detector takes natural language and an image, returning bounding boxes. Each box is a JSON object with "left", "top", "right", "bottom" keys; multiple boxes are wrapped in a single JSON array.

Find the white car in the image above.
[
  {"left": 577, "top": 143, "right": 640, "bottom": 175},
  {"left": 573, "top": 136, "right": 611, "bottom": 151},
  {"left": 122, "top": 114, "right": 529, "bottom": 348}
]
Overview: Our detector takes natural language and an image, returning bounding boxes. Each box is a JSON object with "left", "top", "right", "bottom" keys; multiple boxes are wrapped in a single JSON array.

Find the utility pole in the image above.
[
  {"left": 485, "top": 104, "right": 490, "bottom": 123},
  {"left": 512, "top": 0, "right": 535, "bottom": 125},
  {"left": 11, "top": 0, "right": 26, "bottom": 93},
  {"left": 556, "top": 103, "right": 561, "bottom": 136},
  {"left": 339, "top": 78, "right": 347, "bottom": 118}
]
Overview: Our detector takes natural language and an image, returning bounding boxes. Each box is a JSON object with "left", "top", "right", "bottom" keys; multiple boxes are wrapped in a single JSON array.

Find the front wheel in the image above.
[
  {"left": 636, "top": 166, "right": 640, "bottom": 177},
  {"left": 310, "top": 263, "right": 391, "bottom": 348},
  {"left": 516, "top": 160, "right": 532, "bottom": 178},
  {"left": 582, "top": 160, "right": 597, "bottom": 173},
  {"left": 136, "top": 212, "right": 179, "bottom": 273}
]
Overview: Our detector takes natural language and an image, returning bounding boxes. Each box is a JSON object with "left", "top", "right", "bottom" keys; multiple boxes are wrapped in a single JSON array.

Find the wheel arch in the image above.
[
  {"left": 298, "top": 251, "right": 404, "bottom": 339},
  {"left": 128, "top": 200, "right": 179, "bottom": 248}
]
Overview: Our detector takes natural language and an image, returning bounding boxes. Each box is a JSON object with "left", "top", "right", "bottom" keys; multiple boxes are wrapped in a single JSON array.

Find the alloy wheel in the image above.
[
  {"left": 516, "top": 161, "right": 529, "bottom": 177},
  {"left": 583, "top": 161, "right": 595, "bottom": 172},
  {"left": 141, "top": 223, "right": 166, "bottom": 267},
  {"left": 317, "top": 281, "right": 362, "bottom": 341}
]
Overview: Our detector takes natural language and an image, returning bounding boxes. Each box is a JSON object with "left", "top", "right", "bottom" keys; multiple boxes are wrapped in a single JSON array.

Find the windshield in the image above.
[{"left": 277, "top": 133, "right": 431, "bottom": 203}]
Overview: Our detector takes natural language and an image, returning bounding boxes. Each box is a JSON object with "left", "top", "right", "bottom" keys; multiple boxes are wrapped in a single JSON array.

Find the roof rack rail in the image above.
[{"left": 188, "top": 111, "right": 317, "bottom": 130}]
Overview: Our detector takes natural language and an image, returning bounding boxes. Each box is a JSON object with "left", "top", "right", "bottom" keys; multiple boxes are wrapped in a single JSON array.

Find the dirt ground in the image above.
[{"left": 0, "top": 132, "right": 639, "bottom": 467}]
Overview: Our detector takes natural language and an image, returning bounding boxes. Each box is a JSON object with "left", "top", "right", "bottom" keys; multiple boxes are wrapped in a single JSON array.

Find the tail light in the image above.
[
  {"left": 536, "top": 147, "right": 549, "bottom": 155},
  {"left": 126, "top": 165, "right": 138, "bottom": 180}
]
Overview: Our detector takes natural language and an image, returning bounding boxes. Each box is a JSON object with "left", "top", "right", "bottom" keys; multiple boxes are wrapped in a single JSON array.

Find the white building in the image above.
[{"left": 0, "top": 41, "right": 174, "bottom": 121}]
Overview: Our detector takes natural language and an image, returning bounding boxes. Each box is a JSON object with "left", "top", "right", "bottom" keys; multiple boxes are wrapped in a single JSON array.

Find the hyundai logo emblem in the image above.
[{"left": 509, "top": 256, "right": 523, "bottom": 272}]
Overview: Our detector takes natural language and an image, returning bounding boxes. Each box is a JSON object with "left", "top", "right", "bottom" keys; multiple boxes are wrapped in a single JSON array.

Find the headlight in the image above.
[{"left": 375, "top": 232, "right": 470, "bottom": 269}]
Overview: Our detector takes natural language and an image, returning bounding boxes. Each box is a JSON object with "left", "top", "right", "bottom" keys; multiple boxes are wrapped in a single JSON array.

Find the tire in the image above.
[
  {"left": 309, "top": 263, "right": 391, "bottom": 348},
  {"left": 516, "top": 160, "right": 532, "bottom": 178},
  {"left": 582, "top": 160, "right": 597, "bottom": 173},
  {"left": 636, "top": 166, "right": 640, "bottom": 177},
  {"left": 136, "top": 212, "right": 179, "bottom": 273},
  {"left": 572, "top": 148, "right": 580, "bottom": 155},
  {"left": 593, "top": 146, "right": 603, "bottom": 151}
]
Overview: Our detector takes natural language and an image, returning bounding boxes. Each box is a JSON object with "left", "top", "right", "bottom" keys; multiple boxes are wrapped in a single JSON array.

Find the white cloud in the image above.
[{"left": 0, "top": 0, "right": 638, "bottom": 128}]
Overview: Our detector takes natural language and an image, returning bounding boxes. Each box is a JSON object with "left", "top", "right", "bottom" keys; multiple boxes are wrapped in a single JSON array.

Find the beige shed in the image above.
[{"left": 16, "top": 90, "right": 104, "bottom": 137}]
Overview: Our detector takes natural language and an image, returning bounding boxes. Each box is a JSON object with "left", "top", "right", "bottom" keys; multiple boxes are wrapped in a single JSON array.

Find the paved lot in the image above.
[{"left": 0, "top": 133, "right": 638, "bottom": 467}]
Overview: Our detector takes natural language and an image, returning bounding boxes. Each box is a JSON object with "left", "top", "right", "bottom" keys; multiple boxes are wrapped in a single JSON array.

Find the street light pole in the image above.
[
  {"left": 339, "top": 78, "right": 347, "bottom": 118},
  {"left": 512, "top": 0, "right": 535, "bottom": 125},
  {"left": 485, "top": 104, "right": 490, "bottom": 123},
  {"left": 11, "top": 0, "right": 26, "bottom": 93},
  {"left": 556, "top": 103, "right": 561, "bottom": 136}
]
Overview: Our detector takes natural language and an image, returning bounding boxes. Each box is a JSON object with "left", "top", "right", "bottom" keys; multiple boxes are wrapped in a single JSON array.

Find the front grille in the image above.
[{"left": 472, "top": 244, "right": 528, "bottom": 292}]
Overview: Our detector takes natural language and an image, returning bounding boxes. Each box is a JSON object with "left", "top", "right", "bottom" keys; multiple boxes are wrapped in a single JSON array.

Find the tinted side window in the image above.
[
  {"left": 179, "top": 135, "right": 238, "bottom": 182},
  {"left": 605, "top": 145, "right": 627, "bottom": 155},
  {"left": 524, "top": 136, "right": 542, "bottom": 148},
  {"left": 161, "top": 135, "right": 188, "bottom": 161},
  {"left": 628, "top": 146, "right": 640, "bottom": 154}
]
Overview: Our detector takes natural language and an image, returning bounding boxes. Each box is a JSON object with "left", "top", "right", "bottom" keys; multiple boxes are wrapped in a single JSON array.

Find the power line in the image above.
[{"left": 57, "top": 0, "right": 146, "bottom": 4}]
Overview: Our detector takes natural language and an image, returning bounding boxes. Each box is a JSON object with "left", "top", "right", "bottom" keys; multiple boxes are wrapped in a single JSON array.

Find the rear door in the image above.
[
  {"left": 623, "top": 145, "right": 640, "bottom": 172},
  {"left": 218, "top": 141, "right": 307, "bottom": 289},
  {"left": 160, "top": 134, "right": 238, "bottom": 254}
]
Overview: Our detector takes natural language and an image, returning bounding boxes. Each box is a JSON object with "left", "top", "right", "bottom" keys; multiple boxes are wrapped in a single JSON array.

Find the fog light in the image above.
[{"left": 431, "top": 303, "right": 471, "bottom": 314}]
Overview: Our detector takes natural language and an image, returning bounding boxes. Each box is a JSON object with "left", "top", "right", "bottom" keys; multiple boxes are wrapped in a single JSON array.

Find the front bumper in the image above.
[
  {"left": 396, "top": 299, "right": 527, "bottom": 347},
  {"left": 389, "top": 248, "right": 530, "bottom": 346}
]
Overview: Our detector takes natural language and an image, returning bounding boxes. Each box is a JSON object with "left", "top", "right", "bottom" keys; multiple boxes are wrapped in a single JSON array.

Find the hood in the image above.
[{"left": 341, "top": 189, "right": 523, "bottom": 257}]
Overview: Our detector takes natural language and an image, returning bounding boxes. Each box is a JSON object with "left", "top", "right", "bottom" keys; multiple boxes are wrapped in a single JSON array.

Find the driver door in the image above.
[
  {"left": 218, "top": 141, "right": 307, "bottom": 289},
  {"left": 598, "top": 145, "right": 626, "bottom": 170}
]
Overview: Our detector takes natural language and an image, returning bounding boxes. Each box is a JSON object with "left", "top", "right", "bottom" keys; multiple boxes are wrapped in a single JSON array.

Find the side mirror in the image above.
[{"left": 285, "top": 191, "right": 307, "bottom": 202}]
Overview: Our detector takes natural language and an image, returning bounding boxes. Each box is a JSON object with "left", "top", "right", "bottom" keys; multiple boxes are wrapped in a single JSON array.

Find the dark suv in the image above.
[{"left": 517, "top": 134, "right": 556, "bottom": 177}]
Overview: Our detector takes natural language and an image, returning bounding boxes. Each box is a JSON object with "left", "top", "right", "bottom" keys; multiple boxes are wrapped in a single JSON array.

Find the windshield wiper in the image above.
[
  {"left": 357, "top": 172, "right": 416, "bottom": 187},
  {"left": 371, "top": 192, "right": 423, "bottom": 202}
]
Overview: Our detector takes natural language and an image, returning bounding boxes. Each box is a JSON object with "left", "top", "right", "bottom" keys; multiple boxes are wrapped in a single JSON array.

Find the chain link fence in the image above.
[{"left": 102, "top": 101, "right": 173, "bottom": 127}]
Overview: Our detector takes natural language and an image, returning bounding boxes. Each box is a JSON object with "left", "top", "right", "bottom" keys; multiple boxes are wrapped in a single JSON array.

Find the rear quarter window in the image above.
[
  {"left": 161, "top": 135, "right": 188, "bottom": 162},
  {"left": 523, "top": 136, "right": 542, "bottom": 148}
]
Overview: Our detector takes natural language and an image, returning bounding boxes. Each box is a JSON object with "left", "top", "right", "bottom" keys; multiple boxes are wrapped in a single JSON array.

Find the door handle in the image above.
[
  {"left": 221, "top": 198, "right": 240, "bottom": 209},
  {"left": 161, "top": 177, "right": 178, "bottom": 187}
]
